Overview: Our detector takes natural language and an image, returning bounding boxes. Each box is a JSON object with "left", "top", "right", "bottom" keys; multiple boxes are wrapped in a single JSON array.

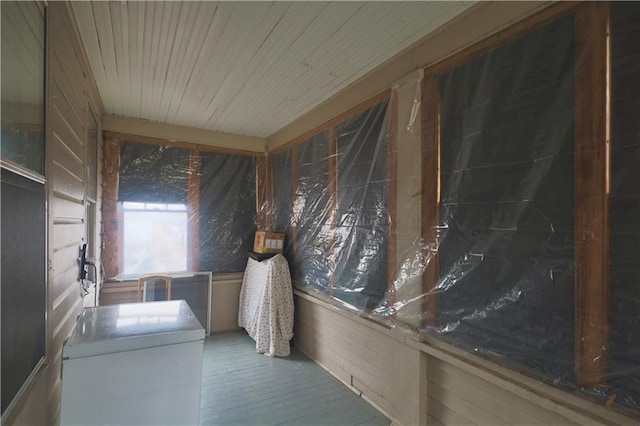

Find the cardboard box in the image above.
[{"left": 253, "top": 231, "right": 285, "bottom": 254}]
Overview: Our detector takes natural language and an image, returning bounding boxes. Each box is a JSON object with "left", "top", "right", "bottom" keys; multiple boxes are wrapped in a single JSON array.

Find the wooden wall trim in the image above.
[
  {"left": 574, "top": 1, "right": 610, "bottom": 389},
  {"left": 187, "top": 151, "right": 202, "bottom": 271},
  {"left": 421, "top": 75, "right": 440, "bottom": 328},
  {"left": 104, "top": 131, "right": 262, "bottom": 158},
  {"left": 101, "top": 136, "right": 121, "bottom": 278}
]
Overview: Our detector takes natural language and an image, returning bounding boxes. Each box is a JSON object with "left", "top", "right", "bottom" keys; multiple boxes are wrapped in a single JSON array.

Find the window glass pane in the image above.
[
  {"left": 123, "top": 209, "right": 188, "bottom": 275},
  {"left": 1, "top": 1, "right": 45, "bottom": 175}
]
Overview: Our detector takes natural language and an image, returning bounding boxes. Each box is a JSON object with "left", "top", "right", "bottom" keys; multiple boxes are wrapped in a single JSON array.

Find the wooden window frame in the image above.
[{"left": 420, "top": 1, "right": 610, "bottom": 388}]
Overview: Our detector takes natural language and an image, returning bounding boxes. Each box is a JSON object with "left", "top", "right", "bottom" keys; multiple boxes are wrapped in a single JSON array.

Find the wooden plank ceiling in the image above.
[{"left": 72, "top": 1, "right": 474, "bottom": 138}]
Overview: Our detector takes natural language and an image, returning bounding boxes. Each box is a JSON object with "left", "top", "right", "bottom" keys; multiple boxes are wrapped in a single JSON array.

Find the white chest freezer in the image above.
[{"left": 60, "top": 300, "right": 204, "bottom": 426}]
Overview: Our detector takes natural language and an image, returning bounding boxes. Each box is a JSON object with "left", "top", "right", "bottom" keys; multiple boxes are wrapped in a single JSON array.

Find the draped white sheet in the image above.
[{"left": 238, "top": 254, "right": 294, "bottom": 357}]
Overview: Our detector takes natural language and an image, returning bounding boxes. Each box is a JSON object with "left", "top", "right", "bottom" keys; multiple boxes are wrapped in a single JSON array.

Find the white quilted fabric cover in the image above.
[{"left": 238, "top": 254, "right": 294, "bottom": 357}]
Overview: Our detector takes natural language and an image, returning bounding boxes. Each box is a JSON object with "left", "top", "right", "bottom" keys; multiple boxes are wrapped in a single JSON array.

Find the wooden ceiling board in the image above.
[{"left": 71, "top": 1, "right": 475, "bottom": 139}]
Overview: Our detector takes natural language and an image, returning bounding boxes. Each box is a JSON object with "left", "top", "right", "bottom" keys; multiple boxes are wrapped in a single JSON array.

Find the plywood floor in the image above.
[{"left": 200, "top": 331, "right": 390, "bottom": 426}]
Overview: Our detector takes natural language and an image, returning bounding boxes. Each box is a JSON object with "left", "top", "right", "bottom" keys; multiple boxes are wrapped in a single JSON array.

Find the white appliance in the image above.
[{"left": 60, "top": 300, "right": 204, "bottom": 426}]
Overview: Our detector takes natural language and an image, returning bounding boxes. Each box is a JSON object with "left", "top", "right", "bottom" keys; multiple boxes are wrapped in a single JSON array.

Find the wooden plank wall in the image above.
[
  {"left": 425, "top": 357, "right": 577, "bottom": 426},
  {"left": 5, "top": 2, "right": 103, "bottom": 425},
  {"left": 293, "top": 293, "right": 636, "bottom": 426},
  {"left": 294, "top": 293, "right": 425, "bottom": 426}
]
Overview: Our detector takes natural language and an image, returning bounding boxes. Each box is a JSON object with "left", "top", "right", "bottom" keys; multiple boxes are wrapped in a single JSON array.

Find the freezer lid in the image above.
[{"left": 63, "top": 300, "right": 205, "bottom": 359}]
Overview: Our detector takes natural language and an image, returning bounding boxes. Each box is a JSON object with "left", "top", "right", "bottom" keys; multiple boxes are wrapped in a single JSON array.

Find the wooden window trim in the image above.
[
  {"left": 102, "top": 136, "right": 121, "bottom": 278},
  {"left": 187, "top": 151, "right": 202, "bottom": 271}
]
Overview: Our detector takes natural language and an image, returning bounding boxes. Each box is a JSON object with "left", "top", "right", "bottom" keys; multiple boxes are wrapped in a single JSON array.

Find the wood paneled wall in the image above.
[
  {"left": 4, "top": 2, "right": 103, "bottom": 425},
  {"left": 293, "top": 292, "right": 635, "bottom": 426},
  {"left": 294, "top": 293, "right": 425, "bottom": 426}
]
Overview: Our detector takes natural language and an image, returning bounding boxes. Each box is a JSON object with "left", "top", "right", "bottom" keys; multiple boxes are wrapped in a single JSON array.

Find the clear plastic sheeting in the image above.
[{"left": 261, "top": 9, "right": 640, "bottom": 415}]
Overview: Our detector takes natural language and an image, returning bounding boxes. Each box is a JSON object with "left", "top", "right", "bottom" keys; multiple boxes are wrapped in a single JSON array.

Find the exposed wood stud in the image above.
[
  {"left": 188, "top": 150, "right": 202, "bottom": 271},
  {"left": 101, "top": 136, "right": 121, "bottom": 278},
  {"left": 574, "top": 1, "right": 610, "bottom": 389},
  {"left": 290, "top": 145, "right": 299, "bottom": 266}
]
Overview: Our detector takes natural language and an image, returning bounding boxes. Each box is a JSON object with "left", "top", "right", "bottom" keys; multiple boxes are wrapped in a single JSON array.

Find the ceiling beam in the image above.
[{"left": 102, "top": 115, "right": 266, "bottom": 153}]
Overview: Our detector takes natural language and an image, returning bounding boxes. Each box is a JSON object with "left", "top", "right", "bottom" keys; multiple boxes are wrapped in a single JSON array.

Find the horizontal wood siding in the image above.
[
  {"left": 294, "top": 293, "right": 425, "bottom": 425},
  {"left": 426, "top": 356, "right": 579, "bottom": 426},
  {"left": 295, "top": 298, "right": 396, "bottom": 413},
  {"left": 294, "top": 292, "right": 635, "bottom": 426},
  {"left": 6, "top": 2, "right": 103, "bottom": 425}
]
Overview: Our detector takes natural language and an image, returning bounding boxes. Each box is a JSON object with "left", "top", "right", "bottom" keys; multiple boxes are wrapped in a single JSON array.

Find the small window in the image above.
[{"left": 122, "top": 202, "right": 188, "bottom": 275}]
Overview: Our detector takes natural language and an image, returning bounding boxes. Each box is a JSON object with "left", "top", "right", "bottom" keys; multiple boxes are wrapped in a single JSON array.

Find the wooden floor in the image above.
[{"left": 200, "top": 331, "right": 390, "bottom": 426}]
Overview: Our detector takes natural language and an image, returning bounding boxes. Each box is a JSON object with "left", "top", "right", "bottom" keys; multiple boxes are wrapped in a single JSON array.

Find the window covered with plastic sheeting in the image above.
[
  {"left": 292, "top": 132, "right": 333, "bottom": 292},
  {"left": 334, "top": 103, "right": 390, "bottom": 309},
  {"left": 609, "top": 1, "right": 640, "bottom": 412},
  {"left": 436, "top": 15, "right": 576, "bottom": 384},
  {"left": 102, "top": 136, "right": 260, "bottom": 278},
  {"left": 199, "top": 152, "right": 257, "bottom": 273}
]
